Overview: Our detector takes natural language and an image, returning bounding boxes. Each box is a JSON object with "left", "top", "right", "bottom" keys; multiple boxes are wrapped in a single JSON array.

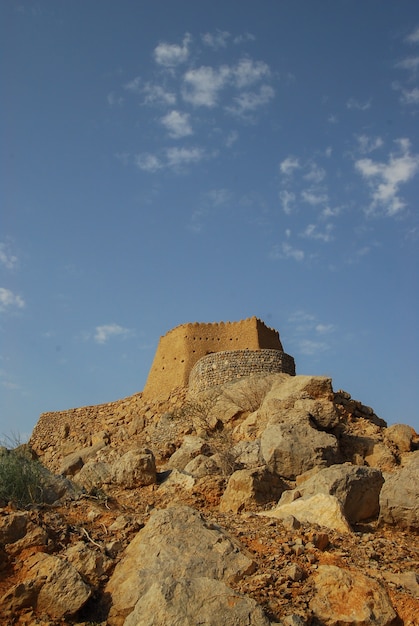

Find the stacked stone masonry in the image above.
[{"left": 189, "top": 349, "right": 296, "bottom": 394}]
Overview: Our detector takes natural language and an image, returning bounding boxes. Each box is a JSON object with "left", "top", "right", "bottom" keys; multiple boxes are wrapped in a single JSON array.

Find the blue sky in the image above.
[{"left": 1, "top": 0, "right": 419, "bottom": 439}]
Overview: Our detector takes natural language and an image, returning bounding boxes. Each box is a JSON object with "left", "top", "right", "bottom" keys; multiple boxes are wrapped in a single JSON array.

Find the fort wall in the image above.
[
  {"left": 188, "top": 349, "right": 296, "bottom": 394},
  {"left": 142, "top": 317, "right": 284, "bottom": 399}
]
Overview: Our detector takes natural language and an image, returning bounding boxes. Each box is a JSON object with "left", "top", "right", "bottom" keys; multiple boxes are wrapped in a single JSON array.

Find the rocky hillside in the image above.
[{"left": 1, "top": 372, "right": 418, "bottom": 625}]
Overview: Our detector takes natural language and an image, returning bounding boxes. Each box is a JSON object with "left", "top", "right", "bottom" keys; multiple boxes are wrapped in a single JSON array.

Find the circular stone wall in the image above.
[{"left": 188, "top": 349, "right": 296, "bottom": 394}]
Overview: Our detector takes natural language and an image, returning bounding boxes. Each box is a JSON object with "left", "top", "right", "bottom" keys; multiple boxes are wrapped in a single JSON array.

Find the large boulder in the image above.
[
  {"left": 279, "top": 463, "right": 384, "bottom": 523},
  {"left": 166, "top": 436, "right": 211, "bottom": 470},
  {"left": 111, "top": 448, "right": 156, "bottom": 489},
  {"left": 310, "top": 565, "right": 397, "bottom": 626},
  {"left": 260, "top": 416, "right": 340, "bottom": 479},
  {"left": 261, "top": 493, "right": 352, "bottom": 533},
  {"left": 379, "top": 451, "right": 419, "bottom": 529},
  {"left": 124, "top": 576, "right": 270, "bottom": 626},
  {"left": 384, "top": 423, "right": 417, "bottom": 453},
  {"left": 220, "top": 467, "right": 288, "bottom": 513},
  {"left": 12, "top": 552, "right": 91, "bottom": 619},
  {"left": 105, "top": 505, "right": 257, "bottom": 625}
]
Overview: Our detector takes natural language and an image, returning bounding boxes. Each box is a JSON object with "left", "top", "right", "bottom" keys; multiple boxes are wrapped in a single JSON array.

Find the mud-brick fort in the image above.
[
  {"left": 30, "top": 318, "right": 295, "bottom": 465},
  {"left": 143, "top": 317, "right": 295, "bottom": 398}
]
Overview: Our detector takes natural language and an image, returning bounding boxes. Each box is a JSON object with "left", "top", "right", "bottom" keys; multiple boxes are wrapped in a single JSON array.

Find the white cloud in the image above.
[
  {"left": 182, "top": 57, "right": 273, "bottom": 111},
  {"left": 279, "top": 156, "right": 300, "bottom": 176},
  {"left": 207, "top": 188, "right": 231, "bottom": 206},
  {"left": 161, "top": 110, "right": 193, "bottom": 138},
  {"left": 124, "top": 76, "right": 142, "bottom": 93},
  {"left": 356, "top": 134, "right": 384, "bottom": 154},
  {"left": 280, "top": 242, "right": 305, "bottom": 262},
  {"left": 279, "top": 190, "right": 296, "bottom": 214},
  {"left": 135, "top": 153, "right": 163, "bottom": 173},
  {"left": 233, "top": 33, "right": 256, "bottom": 44},
  {"left": 406, "top": 26, "right": 419, "bottom": 44},
  {"left": 0, "top": 288, "right": 25, "bottom": 312},
  {"left": 301, "top": 189, "right": 328, "bottom": 206},
  {"left": 228, "top": 84, "right": 274, "bottom": 117},
  {"left": 165, "top": 146, "right": 205, "bottom": 169},
  {"left": 355, "top": 138, "right": 419, "bottom": 215},
  {"left": 94, "top": 323, "right": 131, "bottom": 345},
  {"left": 154, "top": 33, "right": 191, "bottom": 67},
  {"left": 225, "top": 130, "right": 239, "bottom": 147},
  {"left": 302, "top": 223, "right": 334, "bottom": 242},
  {"left": 0, "top": 243, "right": 18, "bottom": 270},
  {"left": 321, "top": 204, "right": 342, "bottom": 218},
  {"left": 315, "top": 323, "right": 335, "bottom": 334},
  {"left": 346, "top": 98, "right": 371, "bottom": 110},
  {"left": 232, "top": 58, "right": 270, "bottom": 88},
  {"left": 182, "top": 65, "right": 231, "bottom": 107},
  {"left": 201, "top": 30, "right": 230, "bottom": 49},
  {"left": 298, "top": 338, "right": 329, "bottom": 355},
  {"left": 107, "top": 91, "right": 124, "bottom": 106},
  {"left": 304, "top": 162, "right": 326, "bottom": 183},
  {"left": 142, "top": 83, "right": 176, "bottom": 106},
  {"left": 396, "top": 56, "right": 419, "bottom": 71},
  {"left": 400, "top": 87, "right": 419, "bottom": 104}
]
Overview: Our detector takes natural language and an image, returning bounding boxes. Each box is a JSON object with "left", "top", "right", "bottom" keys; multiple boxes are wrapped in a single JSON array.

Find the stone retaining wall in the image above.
[{"left": 188, "top": 349, "right": 296, "bottom": 394}]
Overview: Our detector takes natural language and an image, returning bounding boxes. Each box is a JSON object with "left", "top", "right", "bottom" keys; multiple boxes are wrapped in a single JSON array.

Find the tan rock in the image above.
[
  {"left": 124, "top": 577, "right": 270, "bottom": 626},
  {"left": 24, "top": 552, "right": 91, "bottom": 618},
  {"left": 261, "top": 493, "right": 352, "bottom": 533},
  {"left": 310, "top": 565, "right": 397, "bottom": 625},
  {"left": 220, "top": 467, "right": 288, "bottom": 513},
  {"left": 111, "top": 448, "right": 156, "bottom": 488},
  {"left": 105, "top": 505, "right": 256, "bottom": 625}
]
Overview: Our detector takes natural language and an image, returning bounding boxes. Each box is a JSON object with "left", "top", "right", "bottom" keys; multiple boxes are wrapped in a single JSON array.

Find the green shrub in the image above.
[{"left": 0, "top": 447, "right": 45, "bottom": 507}]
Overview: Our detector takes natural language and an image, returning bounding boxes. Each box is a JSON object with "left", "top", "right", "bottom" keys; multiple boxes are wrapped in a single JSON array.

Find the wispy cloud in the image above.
[
  {"left": 233, "top": 33, "right": 256, "bottom": 45},
  {"left": 135, "top": 153, "right": 163, "bottom": 173},
  {"left": 201, "top": 30, "right": 230, "bottom": 49},
  {"left": 161, "top": 110, "right": 193, "bottom": 138},
  {"left": 0, "top": 243, "right": 18, "bottom": 270},
  {"left": 297, "top": 338, "right": 330, "bottom": 355},
  {"left": 0, "top": 288, "right": 25, "bottom": 312},
  {"left": 94, "top": 323, "right": 131, "bottom": 345},
  {"left": 356, "top": 134, "right": 384, "bottom": 154},
  {"left": 227, "top": 84, "right": 274, "bottom": 118},
  {"left": 406, "top": 26, "right": 419, "bottom": 44},
  {"left": 107, "top": 91, "right": 124, "bottom": 106},
  {"left": 182, "top": 58, "right": 273, "bottom": 110},
  {"left": 279, "top": 190, "right": 296, "bottom": 214},
  {"left": 279, "top": 156, "right": 300, "bottom": 176},
  {"left": 301, "top": 189, "right": 328, "bottom": 206},
  {"left": 182, "top": 65, "right": 231, "bottom": 107},
  {"left": 142, "top": 83, "right": 176, "bottom": 106},
  {"left": 270, "top": 242, "right": 304, "bottom": 262},
  {"left": 395, "top": 56, "right": 419, "bottom": 72},
  {"left": 355, "top": 138, "right": 419, "bottom": 215},
  {"left": 302, "top": 223, "right": 334, "bottom": 242},
  {"left": 154, "top": 33, "right": 191, "bottom": 67},
  {"left": 303, "top": 162, "right": 326, "bottom": 184},
  {"left": 400, "top": 87, "right": 419, "bottom": 105},
  {"left": 346, "top": 98, "right": 371, "bottom": 110},
  {"left": 135, "top": 146, "right": 207, "bottom": 173},
  {"left": 232, "top": 58, "right": 271, "bottom": 88},
  {"left": 287, "top": 310, "right": 336, "bottom": 355},
  {"left": 165, "top": 146, "right": 206, "bottom": 169}
]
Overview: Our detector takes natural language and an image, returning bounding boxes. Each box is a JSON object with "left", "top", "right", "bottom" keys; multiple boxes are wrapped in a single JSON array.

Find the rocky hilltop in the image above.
[{"left": 1, "top": 324, "right": 418, "bottom": 624}]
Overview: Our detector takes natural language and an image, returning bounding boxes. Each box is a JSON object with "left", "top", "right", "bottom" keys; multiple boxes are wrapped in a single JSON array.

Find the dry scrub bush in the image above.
[
  {"left": 220, "top": 373, "right": 274, "bottom": 413},
  {"left": 169, "top": 392, "right": 237, "bottom": 477},
  {"left": 0, "top": 445, "right": 45, "bottom": 507}
]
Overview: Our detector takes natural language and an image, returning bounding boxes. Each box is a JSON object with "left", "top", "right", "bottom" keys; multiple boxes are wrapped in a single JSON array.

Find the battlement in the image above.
[{"left": 142, "top": 317, "right": 293, "bottom": 399}]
